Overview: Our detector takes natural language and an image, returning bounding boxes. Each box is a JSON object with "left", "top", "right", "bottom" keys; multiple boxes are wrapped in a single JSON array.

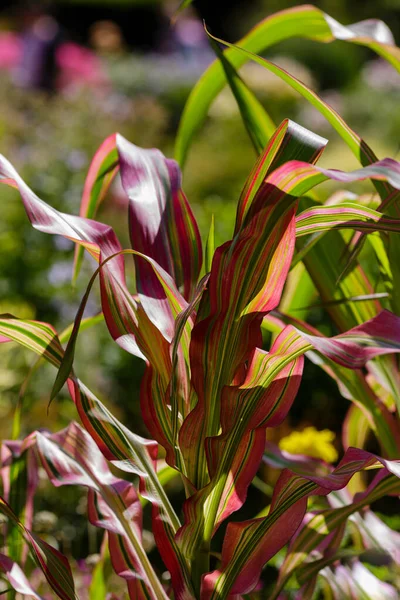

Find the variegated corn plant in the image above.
[{"left": 1, "top": 5, "right": 400, "bottom": 599}]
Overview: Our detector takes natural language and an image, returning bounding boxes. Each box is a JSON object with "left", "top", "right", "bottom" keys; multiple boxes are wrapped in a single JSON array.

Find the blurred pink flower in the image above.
[
  {"left": 56, "top": 42, "right": 109, "bottom": 90},
  {"left": 0, "top": 32, "right": 21, "bottom": 69}
]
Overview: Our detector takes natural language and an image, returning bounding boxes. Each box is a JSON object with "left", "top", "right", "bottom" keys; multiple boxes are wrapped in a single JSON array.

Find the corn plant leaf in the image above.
[
  {"left": 272, "top": 470, "right": 400, "bottom": 598},
  {"left": 266, "top": 311, "right": 400, "bottom": 456},
  {"left": 204, "top": 31, "right": 394, "bottom": 203},
  {"left": 0, "top": 496, "right": 77, "bottom": 600},
  {"left": 177, "top": 309, "right": 400, "bottom": 568},
  {"left": 210, "top": 37, "right": 276, "bottom": 154},
  {"left": 50, "top": 247, "right": 187, "bottom": 402},
  {"left": 295, "top": 201, "right": 400, "bottom": 239},
  {"left": 235, "top": 119, "right": 327, "bottom": 235},
  {"left": 0, "top": 155, "right": 188, "bottom": 464},
  {"left": 33, "top": 423, "right": 169, "bottom": 600},
  {"left": 0, "top": 553, "right": 45, "bottom": 599},
  {"left": 320, "top": 560, "right": 398, "bottom": 600},
  {"left": 68, "top": 379, "right": 193, "bottom": 600},
  {"left": 73, "top": 133, "right": 119, "bottom": 283},
  {"left": 117, "top": 134, "right": 202, "bottom": 301},
  {"left": 0, "top": 153, "right": 180, "bottom": 351},
  {"left": 202, "top": 449, "right": 400, "bottom": 599},
  {"left": 175, "top": 4, "right": 400, "bottom": 167},
  {"left": 0, "top": 316, "right": 193, "bottom": 600}
]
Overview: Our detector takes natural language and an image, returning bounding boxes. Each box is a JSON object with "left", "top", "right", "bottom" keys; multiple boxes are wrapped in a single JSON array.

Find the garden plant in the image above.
[{"left": 1, "top": 4, "right": 400, "bottom": 599}]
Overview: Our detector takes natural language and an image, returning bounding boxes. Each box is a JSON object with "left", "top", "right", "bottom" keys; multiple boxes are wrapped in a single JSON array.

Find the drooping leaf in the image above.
[
  {"left": 0, "top": 553, "right": 45, "bottom": 599},
  {"left": 0, "top": 315, "right": 193, "bottom": 600},
  {"left": 33, "top": 423, "right": 169, "bottom": 600},
  {"left": 0, "top": 154, "right": 188, "bottom": 465},
  {"left": 272, "top": 470, "right": 400, "bottom": 598},
  {"left": 264, "top": 312, "right": 400, "bottom": 457},
  {"left": 175, "top": 5, "right": 400, "bottom": 168},
  {"left": 117, "top": 134, "right": 202, "bottom": 301},
  {"left": 202, "top": 449, "right": 400, "bottom": 599},
  {"left": 295, "top": 201, "right": 400, "bottom": 239},
  {"left": 0, "top": 497, "right": 77, "bottom": 600}
]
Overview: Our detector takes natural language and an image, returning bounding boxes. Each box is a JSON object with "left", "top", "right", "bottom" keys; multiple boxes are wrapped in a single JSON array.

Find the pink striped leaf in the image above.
[
  {"left": 0, "top": 315, "right": 193, "bottom": 600},
  {"left": 264, "top": 312, "right": 400, "bottom": 456},
  {"left": 0, "top": 155, "right": 190, "bottom": 464},
  {"left": 0, "top": 496, "right": 77, "bottom": 600},
  {"left": 271, "top": 471, "right": 400, "bottom": 598},
  {"left": 179, "top": 122, "right": 327, "bottom": 493},
  {"left": 177, "top": 311, "right": 400, "bottom": 562},
  {"left": 117, "top": 134, "right": 202, "bottom": 301},
  {"left": 73, "top": 133, "right": 119, "bottom": 283},
  {"left": 33, "top": 422, "right": 168, "bottom": 600},
  {"left": 0, "top": 553, "right": 45, "bottom": 599},
  {"left": 178, "top": 155, "right": 400, "bottom": 498},
  {"left": 295, "top": 201, "right": 400, "bottom": 256},
  {"left": 0, "top": 153, "right": 181, "bottom": 348},
  {"left": 234, "top": 119, "right": 327, "bottom": 234},
  {"left": 201, "top": 449, "right": 400, "bottom": 599},
  {"left": 319, "top": 561, "right": 398, "bottom": 600}
]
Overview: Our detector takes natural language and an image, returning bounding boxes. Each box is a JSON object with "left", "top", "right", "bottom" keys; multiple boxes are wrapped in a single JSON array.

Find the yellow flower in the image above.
[{"left": 279, "top": 426, "right": 338, "bottom": 463}]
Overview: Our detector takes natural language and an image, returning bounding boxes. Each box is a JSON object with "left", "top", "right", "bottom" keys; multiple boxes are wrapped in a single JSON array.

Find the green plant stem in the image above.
[
  {"left": 105, "top": 490, "right": 168, "bottom": 599},
  {"left": 192, "top": 546, "right": 211, "bottom": 597}
]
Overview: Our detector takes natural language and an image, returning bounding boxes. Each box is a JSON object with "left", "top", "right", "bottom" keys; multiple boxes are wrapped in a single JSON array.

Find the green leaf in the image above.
[
  {"left": 210, "top": 37, "right": 275, "bottom": 154},
  {"left": 205, "top": 215, "right": 215, "bottom": 274},
  {"left": 175, "top": 5, "right": 400, "bottom": 168}
]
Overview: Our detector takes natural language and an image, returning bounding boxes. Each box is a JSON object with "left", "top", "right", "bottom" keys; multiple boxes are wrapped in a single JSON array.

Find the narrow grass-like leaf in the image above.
[
  {"left": 175, "top": 5, "right": 400, "bottom": 167},
  {"left": 210, "top": 37, "right": 275, "bottom": 154},
  {"left": 204, "top": 30, "right": 394, "bottom": 202}
]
